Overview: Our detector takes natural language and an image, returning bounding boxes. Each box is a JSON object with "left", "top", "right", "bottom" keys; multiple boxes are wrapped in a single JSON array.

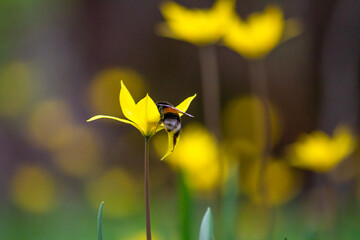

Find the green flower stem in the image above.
[
  {"left": 178, "top": 171, "right": 192, "bottom": 240},
  {"left": 248, "top": 59, "right": 272, "bottom": 199},
  {"left": 144, "top": 137, "right": 152, "bottom": 240},
  {"left": 199, "top": 45, "right": 221, "bottom": 140},
  {"left": 199, "top": 45, "right": 224, "bottom": 227}
]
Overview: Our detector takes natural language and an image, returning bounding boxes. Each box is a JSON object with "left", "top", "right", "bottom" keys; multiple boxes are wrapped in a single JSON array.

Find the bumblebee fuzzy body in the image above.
[{"left": 162, "top": 113, "right": 181, "bottom": 134}]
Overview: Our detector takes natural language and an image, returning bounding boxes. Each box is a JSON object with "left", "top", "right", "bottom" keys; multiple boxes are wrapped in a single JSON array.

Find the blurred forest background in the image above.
[{"left": 0, "top": 0, "right": 359, "bottom": 240}]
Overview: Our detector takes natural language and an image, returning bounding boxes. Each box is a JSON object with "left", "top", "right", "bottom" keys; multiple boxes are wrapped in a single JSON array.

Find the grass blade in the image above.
[{"left": 97, "top": 201, "right": 104, "bottom": 240}]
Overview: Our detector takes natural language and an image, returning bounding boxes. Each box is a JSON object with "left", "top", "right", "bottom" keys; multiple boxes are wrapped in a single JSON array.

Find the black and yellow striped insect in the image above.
[{"left": 156, "top": 101, "right": 194, "bottom": 150}]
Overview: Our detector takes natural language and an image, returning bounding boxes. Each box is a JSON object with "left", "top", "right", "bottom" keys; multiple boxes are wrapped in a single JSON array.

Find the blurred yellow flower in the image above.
[
  {"left": 0, "top": 62, "right": 39, "bottom": 118},
  {"left": 153, "top": 123, "right": 220, "bottom": 191},
  {"left": 86, "top": 168, "right": 142, "bottom": 218},
  {"left": 288, "top": 126, "right": 356, "bottom": 172},
  {"left": 28, "top": 100, "right": 103, "bottom": 178},
  {"left": 158, "top": 0, "right": 235, "bottom": 45},
  {"left": 11, "top": 165, "right": 57, "bottom": 213},
  {"left": 241, "top": 159, "right": 303, "bottom": 206},
  {"left": 52, "top": 126, "right": 102, "bottom": 178},
  {"left": 88, "top": 81, "right": 196, "bottom": 159},
  {"left": 223, "top": 4, "right": 299, "bottom": 59},
  {"left": 222, "top": 96, "right": 281, "bottom": 157},
  {"left": 27, "top": 100, "right": 75, "bottom": 151},
  {"left": 126, "top": 231, "right": 163, "bottom": 240}
]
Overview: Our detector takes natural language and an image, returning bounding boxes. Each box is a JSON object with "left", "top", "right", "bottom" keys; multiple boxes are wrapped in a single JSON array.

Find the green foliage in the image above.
[
  {"left": 222, "top": 163, "right": 239, "bottom": 240},
  {"left": 199, "top": 208, "right": 214, "bottom": 240},
  {"left": 98, "top": 202, "right": 104, "bottom": 240}
]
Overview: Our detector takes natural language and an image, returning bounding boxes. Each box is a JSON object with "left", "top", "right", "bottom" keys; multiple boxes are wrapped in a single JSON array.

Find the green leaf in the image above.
[
  {"left": 97, "top": 201, "right": 104, "bottom": 240},
  {"left": 199, "top": 207, "right": 215, "bottom": 240}
]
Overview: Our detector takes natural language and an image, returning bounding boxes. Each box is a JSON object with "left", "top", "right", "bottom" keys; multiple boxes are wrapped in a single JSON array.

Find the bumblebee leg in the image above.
[{"left": 172, "top": 131, "right": 180, "bottom": 151}]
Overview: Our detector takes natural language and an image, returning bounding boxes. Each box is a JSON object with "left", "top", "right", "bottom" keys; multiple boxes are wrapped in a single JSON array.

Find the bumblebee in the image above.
[{"left": 156, "top": 101, "right": 193, "bottom": 150}]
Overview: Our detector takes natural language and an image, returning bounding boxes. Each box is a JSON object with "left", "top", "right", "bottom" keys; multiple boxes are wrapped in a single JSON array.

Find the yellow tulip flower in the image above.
[
  {"left": 88, "top": 81, "right": 195, "bottom": 238},
  {"left": 288, "top": 126, "right": 356, "bottom": 172},
  {"left": 158, "top": 0, "right": 235, "bottom": 45},
  {"left": 223, "top": 4, "right": 298, "bottom": 59},
  {"left": 87, "top": 81, "right": 196, "bottom": 159}
]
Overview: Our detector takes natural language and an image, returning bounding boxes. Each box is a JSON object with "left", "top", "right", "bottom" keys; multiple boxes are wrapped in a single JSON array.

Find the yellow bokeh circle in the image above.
[
  {"left": 27, "top": 100, "right": 75, "bottom": 151},
  {"left": 11, "top": 165, "right": 57, "bottom": 213},
  {"left": 86, "top": 168, "right": 142, "bottom": 218},
  {"left": 52, "top": 126, "right": 102, "bottom": 178},
  {"left": 0, "top": 62, "right": 39, "bottom": 118},
  {"left": 241, "top": 158, "right": 303, "bottom": 206},
  {"left": 89, "top": 68, "right": 146, "bottom": 116}
]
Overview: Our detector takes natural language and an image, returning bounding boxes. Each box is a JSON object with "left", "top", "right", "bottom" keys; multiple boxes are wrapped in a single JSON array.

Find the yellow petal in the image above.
[
  {"left": 161, "top": 131, "right": 180, "bottom": 160},
  {"left": 213, "top": 0, "right": 235, "bottom": 13},
  {"left": 223, "top": 4, "right": 284, "bottom": 59},
  {"left": 155, "top": 22, "right": 177, "bottom": 39},
  {"left": 288, "top": 126, "right": 356, "bottom": 172},
  {"left": 161, "top": 1, "right": 188, "bottom": 22},
  {"left": 159, "top": 0, "right": 235, "bottom": 45},
  {"left": 133, "top": 94, "right": 161, "bottom": 137},
  {"left": 119, "top": 81, "right": 136, "bottom": 122},
  {"left": 175, "top": 94, "right": 197, "bottom": 117},
  {"left": 87, "top": 115, "right": 143, "bottom": 135},
  {"left": 155, "top": 124, "right": 165, "bottom": 133}
]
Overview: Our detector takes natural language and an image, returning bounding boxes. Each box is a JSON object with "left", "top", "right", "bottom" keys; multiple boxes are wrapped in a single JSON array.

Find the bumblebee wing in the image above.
[
  {"left": 175, "top": 109, "right": 194, "bottom": 117},
  {"left": 166, "top": 106, "right": 194, "bottom": 117}
]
